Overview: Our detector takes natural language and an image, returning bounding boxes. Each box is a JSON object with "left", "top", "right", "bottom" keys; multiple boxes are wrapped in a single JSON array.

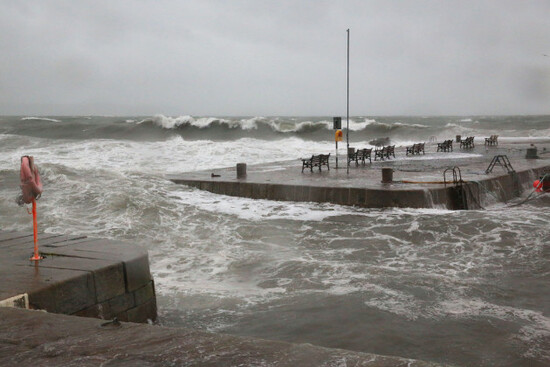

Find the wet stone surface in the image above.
[
  {"left": 0, "top": 307, "right": 447, "bottom": 367},
  {"left": 168, "top": 140, "right": 550, "bottom": 209},
  {"left": 0, "top": 231, "right": 156, "bottom": 323}
]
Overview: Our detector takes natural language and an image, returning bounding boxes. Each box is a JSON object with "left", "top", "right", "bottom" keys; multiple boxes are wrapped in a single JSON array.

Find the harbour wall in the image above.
[
  {"left": 172, "top": 166, "right": 549, "bottom": 210},
  {"left": 0, "top": 232, "right": 157, "bottom": 323}
]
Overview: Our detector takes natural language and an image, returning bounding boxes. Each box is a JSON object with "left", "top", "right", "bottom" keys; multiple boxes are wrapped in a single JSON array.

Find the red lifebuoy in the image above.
[
  {"left": 533, "top": 180, "right": 542, "bottom": 192},
  {"left": 20, "top": 156, "right": 43, "bottom": 204}
]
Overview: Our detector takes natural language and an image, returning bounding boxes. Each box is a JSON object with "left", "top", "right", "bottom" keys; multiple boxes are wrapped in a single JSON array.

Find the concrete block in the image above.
[
  {"left": 124, "top": 253, "right": 152, "bottom": 292},
  {"left": 114, "top": 310, "right": 129, "bottom": 322},
  {"left": 239, "top": 183, "right": 253, "bottom": 198},
  {"left": 0, "top": 231, "right": 27, "bottom": 242},
  {"left": 108, "top": 292, "right": 135, "bottom": 315},
  {"left": 27, "top": 285, "right": 57, "bottom": 312},
  {"left": 252, "top": 184, "right": 267, "bottom": 199},
  {"left": 295, "top": 185, "right": 309, "bottom": 202},
  {"left": 93, "top": 263, "right": 126, "bottom": 302},
  {"left": 336, "top": 188, "right": 350, "bottom": 204},
  {"left": 200, "top": 181, "right": 212, "bottom": 191},
  {"left": 133, "top": 281, "right": 155, "bottom": 306},
  {"left": 54, "top": 271, "right": 96, "bottom": 314},
  {"left": 127, "top": 298, "right": 157, "bottom": 323},
  {"left": 18, "top": 255, "right": 126, "bottom": 303},
  {"left": 73, "top": 300, "right": 111, "bottom": 320}
]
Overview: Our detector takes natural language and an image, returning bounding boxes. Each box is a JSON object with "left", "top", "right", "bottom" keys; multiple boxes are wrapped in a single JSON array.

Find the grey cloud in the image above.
[{"left": 1, "top": 0, "right": 549, "bottom": 116}]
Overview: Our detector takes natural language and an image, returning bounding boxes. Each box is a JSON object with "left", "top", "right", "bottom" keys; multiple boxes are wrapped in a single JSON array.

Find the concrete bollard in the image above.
[
  {"left": 456, "top": 135, "right": 461, "bottom": 143},
  {"left": 236, "top": 163, "right": 247, "bottom": 178},
  {"left": 525, "top": 147, "right": 538, "bottom": 159},
  {"left": 381, "top": 168, "right": 393, "bottom": 183}
]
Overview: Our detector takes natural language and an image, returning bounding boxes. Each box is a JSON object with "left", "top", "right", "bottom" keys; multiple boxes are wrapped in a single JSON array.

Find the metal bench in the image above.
[
  {"left": 302, "top": 153, "right": 330, "bottom": 172},
  {"left": 437, "top": 140, "right": 453, "bottom": 152},
  {"left": 485, "top": 135, "right": 498, "bottom": 146},
  {"left": 406, "top": 143, "right": 425, "bottom": 155},
  {"left": 460, "top": 136, "right": 475, "bottom": 149}
]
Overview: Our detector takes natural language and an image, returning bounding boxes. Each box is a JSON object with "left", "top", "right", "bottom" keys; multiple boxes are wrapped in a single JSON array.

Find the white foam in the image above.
[{"left": 21, "top": 117, "right": 61, "bottom": 123}]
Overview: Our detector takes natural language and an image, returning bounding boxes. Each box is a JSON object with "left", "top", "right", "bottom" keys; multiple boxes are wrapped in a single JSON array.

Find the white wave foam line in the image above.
[
  {"left": 21, "top": 117, "right": 61, "bottom": 123},
  {"left": 151, "top": 114, "right": 231, "bottom": 129},
  {"left": 171, "top": 184, "right": 463, "bottom": 222},
  {"left": 171, "top": 188, "right": 366, "bottom": 222},
  {"left": 393, "top": 152, "right": 483, "bottom": 161},
  {"left": 0, "top": 135, "right": 336, "bottom": 173},
  {"left": 366, "top": 121, "right": 429, "bottom": 130},
  {"left": 393, "top": 122, "right": 429, "bottom": 128}
]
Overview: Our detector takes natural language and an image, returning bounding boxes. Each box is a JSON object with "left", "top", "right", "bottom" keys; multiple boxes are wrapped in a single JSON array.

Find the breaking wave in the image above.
[{"left": 21, "top": 117, "right": 62, "bottom": 123}]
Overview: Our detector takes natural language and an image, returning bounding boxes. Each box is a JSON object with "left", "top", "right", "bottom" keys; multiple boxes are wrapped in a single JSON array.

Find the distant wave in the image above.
[
  {"left": 367, "top": 121, "right": 429, "bottom": 130},
  {"left": 21, "top": 117, "right": 61, "bottom": 123},
  {"left": 147, "top": 115, "right": 387, "bottom": 133}
]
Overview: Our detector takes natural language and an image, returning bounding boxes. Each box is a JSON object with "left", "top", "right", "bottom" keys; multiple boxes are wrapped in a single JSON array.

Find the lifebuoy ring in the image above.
[{"left": 20, "top": 156, "right": 43, "bottom": 204}]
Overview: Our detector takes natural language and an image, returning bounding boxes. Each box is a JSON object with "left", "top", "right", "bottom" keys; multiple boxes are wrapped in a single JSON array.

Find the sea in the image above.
[{"left": 0, "top": 115, "right": 549, "bottom": 367}]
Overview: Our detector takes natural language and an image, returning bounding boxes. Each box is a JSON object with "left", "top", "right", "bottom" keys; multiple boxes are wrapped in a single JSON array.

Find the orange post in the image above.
[{"left": 30, "top": 198, "right": 42, "bottom": 261}]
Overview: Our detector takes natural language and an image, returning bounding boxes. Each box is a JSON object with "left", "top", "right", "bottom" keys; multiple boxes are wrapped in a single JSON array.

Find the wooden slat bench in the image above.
[
  {"left": 406, "top": 143, "right": 425, "bottom": 155},
  {"left": 485, "top": 135, "right": 498, "bottom": 146},
  {"left": 302, "top": 153, "right": 330, "bottom": 172},
  {"left": 350, "top": 148, "right": 372, "bottom": 165},
  {"left": 460, "top": 136, "right": 475, "bottom": 149},
  {"left": 374, "top": 145, "right": 395, "bottom": 160},
  {"left": 437, "top": 140, "right": 453, "bottom": 152}
]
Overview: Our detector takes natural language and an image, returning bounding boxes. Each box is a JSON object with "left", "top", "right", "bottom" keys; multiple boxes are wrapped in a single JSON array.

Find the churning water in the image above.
[{"left": 0, "top": 115, "right": 549, "bottom": 366}]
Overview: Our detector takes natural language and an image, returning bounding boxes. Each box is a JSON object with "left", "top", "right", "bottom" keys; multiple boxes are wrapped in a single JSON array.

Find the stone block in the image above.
[
  {"left": 54, "top": 271, "right": 96, "bottom": 314},
  {"left": 114, "top": 310, "right": 129, "bottom": 322},
  {"left": 252, "top": 183, "right": 267, "bottom": 199},
  {"left": 127, "top": 298, "right": 157, "bottom": 323},
  {"left": 22, "top": 255, "right": 125, "bottom": 303},
  {"left": 124, "top": 253, "right": 152, "bottom": 292},
  {"left": 133, "top": 281, "right": 155, "bottom": 306},
  {"left": 93, "top": 263, "right": 126, "bottom": 302},
  {"left": 27, "top": 284, "right": 57, "bottom": 312},
  {"left": 108, "top": 292, "right": 135, "bottom": 315},
  {"left": 200, "top": 181, "right": 212, "bottom": 191},
  {"left": 0, "top": 231, "right": 29, "bottom": 242},
  {"left": 239, "top": 183, "right": 253, "bottom": 198},
  {"left": 73, "top": 301, "right": 111, "bottom": 320}
]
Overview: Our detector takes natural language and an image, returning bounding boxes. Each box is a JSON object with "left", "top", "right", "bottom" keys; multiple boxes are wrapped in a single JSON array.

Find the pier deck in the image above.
[
  {"left": 169, "top": 140, "right": 550, "bottom": 209},
  {"left": 0, "top": 231, "right": 156, "bottom": 323}
]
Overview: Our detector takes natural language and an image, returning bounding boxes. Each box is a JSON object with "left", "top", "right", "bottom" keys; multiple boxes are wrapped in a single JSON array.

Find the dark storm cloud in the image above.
[{"left": 1, "top": 0, "right": 549, "bottom": 116}]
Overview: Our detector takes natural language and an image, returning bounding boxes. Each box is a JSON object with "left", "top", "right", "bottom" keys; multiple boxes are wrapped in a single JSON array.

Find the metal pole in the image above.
[
  {"left": 336, "top": 140, "right": 338, "bottom": 168},
  {"left": 346, "top": 29, "right": 350, "bottom": 175}
]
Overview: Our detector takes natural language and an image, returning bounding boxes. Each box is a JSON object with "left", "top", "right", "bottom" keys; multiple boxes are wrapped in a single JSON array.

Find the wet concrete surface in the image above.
[
  {"left": 168, "top": 140, "right": 550, "bottom": 209},
  {"left": 0, "top": 307, "right": 449, "bottom": 367},
  {"left": 0, "top": 231, "right": 156, "bottom": 323}
]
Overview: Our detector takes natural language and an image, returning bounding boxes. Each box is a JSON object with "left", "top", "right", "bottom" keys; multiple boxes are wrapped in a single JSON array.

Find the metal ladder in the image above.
[
  {"left": 443, "top": 166, "right": 464, "bottom": 186},
  {"left": 485, "top": 155, "right": 514, "bottom": 174}
]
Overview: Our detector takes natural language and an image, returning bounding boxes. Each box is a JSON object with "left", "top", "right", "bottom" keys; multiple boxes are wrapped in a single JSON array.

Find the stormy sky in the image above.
[{"left": 1, "top": 1, "right": 549, "bottom": 116}]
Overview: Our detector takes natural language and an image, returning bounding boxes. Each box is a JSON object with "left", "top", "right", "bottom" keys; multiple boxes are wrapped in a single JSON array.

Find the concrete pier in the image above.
[
  {"left": 0, "top": 307, "right": 445, "bottom": 367},
  {"left": 0, "top": 231, "right": 156, "bottom": 323},
  {"left": 168, "top": 140, "right": 550, "bottom": 210}
]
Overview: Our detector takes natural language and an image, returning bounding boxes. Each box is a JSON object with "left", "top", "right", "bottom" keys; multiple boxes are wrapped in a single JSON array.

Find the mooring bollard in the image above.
[
  {"left": 236, "top": 163, "right": 247, "bottom": 178},
  {"left": 525, "top": 147, "right": 538, "bottom": 159},
  {"left": 381, "top": 168, "right": 393, "bottom": 183}
]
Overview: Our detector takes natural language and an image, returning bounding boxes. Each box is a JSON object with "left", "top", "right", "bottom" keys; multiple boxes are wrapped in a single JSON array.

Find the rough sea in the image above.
[{"left": 0, "top": 115, "right": 549, "bottom": 367}]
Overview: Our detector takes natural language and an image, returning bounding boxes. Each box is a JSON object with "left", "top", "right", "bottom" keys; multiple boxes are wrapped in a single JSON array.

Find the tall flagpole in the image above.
[{"left": 346, "top": 29, "right": 350, "bottom": 175}]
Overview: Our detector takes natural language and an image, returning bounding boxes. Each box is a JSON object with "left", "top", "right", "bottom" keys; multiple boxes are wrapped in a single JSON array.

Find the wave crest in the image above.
[{"left": 21, "top": 117, "right": 61, "bottom": 123}]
